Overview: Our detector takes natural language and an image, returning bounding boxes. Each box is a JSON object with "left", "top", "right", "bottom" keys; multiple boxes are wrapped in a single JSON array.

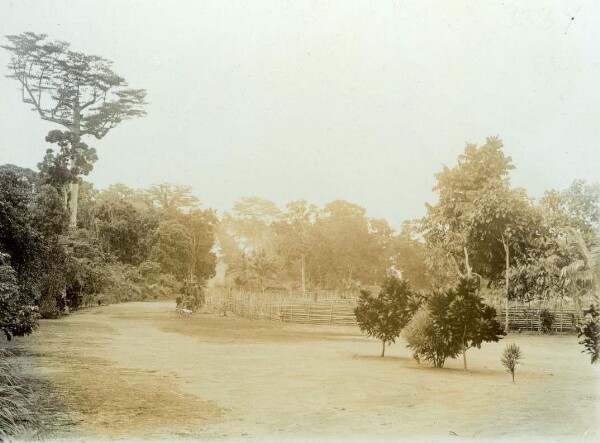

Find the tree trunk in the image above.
[
  {"left": 502, "top": 235, "right": 510, "bottom": 333},
  {"left": 574, "top": 294, "right": 582, "bottom": 321},
  {"left": 381, "top": 340, "right": 386, "bottom": 357},
  {"left": 62, "top": 186, "right": 69, "bottom": 207},
  {"left": 462, "top": 345, "right": 468, "bottom": 371},
  {"left": 301, "top": 254, "right": 306, "bottom": 295},
  {"left": 463, "top": 247, "right": 472, "bottom": 279},
  {"left": 68, "top": 182, "right": 79, "bottom": 228},
  {"left": 68, "top": 99, "right": 81, "bottom": 229}
]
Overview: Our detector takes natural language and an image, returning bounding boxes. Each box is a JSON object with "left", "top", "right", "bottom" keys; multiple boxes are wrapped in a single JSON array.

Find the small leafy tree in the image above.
[
  {"left": 449, "top": 278, "right": 505, "bottom": 370},
  {"left": 415, "top": 289, "right": 462, "bottom": 367},
  {"left": 354, "top": 276, "right": 413, "bottom": 357},
  {"left": 404, "top": 278, "right": 504, "bottom": 369},
  {"left": 501, "top": 343, "right": 523, "bottom": 382}
]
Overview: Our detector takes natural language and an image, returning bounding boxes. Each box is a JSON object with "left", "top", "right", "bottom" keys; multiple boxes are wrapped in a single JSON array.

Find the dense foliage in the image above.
[
  {"left": 577, "top": 305, "right": 600, "bottom": 364},
  {"left": 0, "top": 165, "right": 64, "bottom": 338},
  {"left": 0, "top": 167, "right": 217, "bottom": 333},
  {"left": 402, "top": 278, "right": 504, "bottom": 368},
  {"left": 354, "top": 276, "right": 414, "bottom": 356}
]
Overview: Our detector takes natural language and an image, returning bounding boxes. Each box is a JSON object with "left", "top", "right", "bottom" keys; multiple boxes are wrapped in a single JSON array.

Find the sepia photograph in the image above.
[{"left": 0, "top": 1, "right": 599, "bottom": 442}]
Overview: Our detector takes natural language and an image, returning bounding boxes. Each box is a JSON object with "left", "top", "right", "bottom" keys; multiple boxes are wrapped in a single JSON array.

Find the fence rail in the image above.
[
  {"left": 495, "top": 306, "right": 578, "bottom": 333},
  {"left": 205, "top": 288, "right": 581, "bottom": 332},
  {"left": 279, "top": 302, "right": 357, "bottom": 325}
]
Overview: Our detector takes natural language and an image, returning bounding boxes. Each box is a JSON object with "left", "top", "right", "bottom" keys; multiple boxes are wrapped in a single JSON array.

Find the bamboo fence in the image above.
[{"left": 205, "top": 287, "right": 583, "bottom": 332}]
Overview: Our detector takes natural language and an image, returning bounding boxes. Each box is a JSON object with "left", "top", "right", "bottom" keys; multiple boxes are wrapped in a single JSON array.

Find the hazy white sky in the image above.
[{"left": 1, "top": 0, "right": 598, "bottom": 227}]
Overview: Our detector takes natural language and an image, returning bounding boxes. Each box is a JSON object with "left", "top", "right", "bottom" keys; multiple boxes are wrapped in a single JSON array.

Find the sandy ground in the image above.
[{"left": 7, "top": 301, "right": 600, "bottom": 442}]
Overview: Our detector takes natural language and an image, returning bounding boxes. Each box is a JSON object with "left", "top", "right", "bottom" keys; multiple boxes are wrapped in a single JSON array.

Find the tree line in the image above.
[{"left": 1, "top": 32, "right": 598, "bottom": 363}]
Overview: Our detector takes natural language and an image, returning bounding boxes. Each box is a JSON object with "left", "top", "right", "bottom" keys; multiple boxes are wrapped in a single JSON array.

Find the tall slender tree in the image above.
[
  {"left": 274, "top": 200, "right": 318, "bottom": 293},
  {"left": 3, "top": 32, "right": 147, "bottom": 227}
]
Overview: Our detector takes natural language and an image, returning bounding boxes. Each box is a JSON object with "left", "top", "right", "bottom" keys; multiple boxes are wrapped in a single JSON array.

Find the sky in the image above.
[{"left": 0, "top": 0, "right": 599, "bottom": 228}]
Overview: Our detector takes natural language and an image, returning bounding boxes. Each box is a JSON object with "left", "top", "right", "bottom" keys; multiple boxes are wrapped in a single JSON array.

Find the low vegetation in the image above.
[
  {"left": 0, "top": 350, "right": 38, "bottom": 440},
  {"left": 501, "top": 343, "right": 523, "bottom": 382}
]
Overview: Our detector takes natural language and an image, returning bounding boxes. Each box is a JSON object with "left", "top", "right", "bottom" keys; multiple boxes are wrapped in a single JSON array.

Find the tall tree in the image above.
[
  {"left": 145, "top": 183, "right": 199, "bottom": 213},
  {"left": 3, "top": 32, "right": 147, "bottom": 227},
  {"left": 449, "top": 278, "right": 505, "bottom": 370},
  {"left": 37, "top": 130, "right": 98, "bottom": 208},
  {"left": 225, "top": 196, "right": 282, "bottom": 253},
  {"left": 149, "top": 209, "right": 217, "bottom": 281},
  {"left": 422, "top": 137, "right": 541, "bottom": 330},
  {"left": 393, "top": 221, "right": 433, "bottom": 291},
  {"left": 309, "top": 200, "right": 387, "bottom": 288},
  {"left": 540, "top": 180, "right": 600, "bottom": 245},
  {"left": 274, "top": 200, "right": 318, "bottom": 293}
]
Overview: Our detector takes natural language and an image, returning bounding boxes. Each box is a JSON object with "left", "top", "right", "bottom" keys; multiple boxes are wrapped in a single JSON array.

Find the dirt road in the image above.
[{"left": 13, "top": 302, "right": 600, "bottom": 441}]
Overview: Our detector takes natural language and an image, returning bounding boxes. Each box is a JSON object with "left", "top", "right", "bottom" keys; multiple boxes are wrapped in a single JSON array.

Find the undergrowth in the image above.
[{"left": 0, "top": 349, "right": 39, "bottom": 441}]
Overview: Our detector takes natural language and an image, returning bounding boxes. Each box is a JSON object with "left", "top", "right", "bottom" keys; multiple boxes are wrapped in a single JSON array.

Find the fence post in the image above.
[
  {"left": 560, "top": 301, "right": 564, "bottom": 333},
  {"left": 329, "top": 299, "right": 334, "bottom": 325}
]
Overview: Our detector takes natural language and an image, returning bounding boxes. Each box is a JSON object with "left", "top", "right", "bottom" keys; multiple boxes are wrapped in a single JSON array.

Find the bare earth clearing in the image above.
[{"left": 6, "top": 302, "right": 600, "bottom": 442}]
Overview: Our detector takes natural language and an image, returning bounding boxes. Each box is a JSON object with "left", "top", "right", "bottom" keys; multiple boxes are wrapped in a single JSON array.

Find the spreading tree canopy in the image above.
[
  {"left": 422, "top": 137, "right": 543, "bottom": 331},
  {"left": 3, "top": 32, "right": 147, "bottom": 227}
]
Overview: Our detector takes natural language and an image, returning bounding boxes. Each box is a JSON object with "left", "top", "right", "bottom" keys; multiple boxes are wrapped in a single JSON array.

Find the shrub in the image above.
[
  {"left": 402, "top": 308, "right": 432, "bottom": 363},
  {"left": 180, "top": 278, "right": 205, "bottom": 312},
  {"left": 0, "top": 254, "right": 39, "bottom": 340},
  {"left": 0, "top": 350, "right": 38, "bottom": 439},
  {"left": 539, "top": 309, "right": 555, "bottom": 334},
  {"left": 501, "top": 343, "right": 523, "bottom": 382},
  {"left": 577, "top": 305, "right": 600, "bottom": 364}
]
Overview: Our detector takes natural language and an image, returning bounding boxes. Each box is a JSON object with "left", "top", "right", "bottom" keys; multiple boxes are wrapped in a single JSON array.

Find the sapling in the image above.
[{"left": 501, "top": 343, "right": 523, "bottom": 382}]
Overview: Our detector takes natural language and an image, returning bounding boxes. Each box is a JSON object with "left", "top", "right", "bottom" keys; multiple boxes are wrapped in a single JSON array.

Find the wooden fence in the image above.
[
  {"left": 204, "top": 287, "right": 358, "bottom": 323},
  {"left": 279, "top": 300, "right": 358, "bottom": 325},
  {"left": 494, "top": 305, "right": 578, "bottom": 333},
  {"left": 205, "top": 288, "right": 581, "bottom": 332}
]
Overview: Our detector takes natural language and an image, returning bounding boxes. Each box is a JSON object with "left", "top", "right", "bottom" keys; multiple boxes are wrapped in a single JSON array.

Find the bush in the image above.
[
  {"left": 501, "top": 343, "right": 523, "bottom": 382},
  {"left": 577, "top": 305, "right": 600, "bottom": 364},
  {"left": 402, "top": 308, "right": 431, "bottom": 363},
  {"left": 0, "top": 254, "right": 39, "bottom": 340},
  {"left": 180, "top": 278, "right": 205, "bottom": 312},
  {"left": 540, "top": 309, "right": 555, "bottom": 334}
]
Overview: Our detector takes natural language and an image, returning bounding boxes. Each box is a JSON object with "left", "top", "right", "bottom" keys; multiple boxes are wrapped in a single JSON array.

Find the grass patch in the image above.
[
  {"left": 28, "top": 318, "right": 222, "bottom": 439},
  {"left": 0, "top": 349, "right": 40, "bottom": 441}
]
